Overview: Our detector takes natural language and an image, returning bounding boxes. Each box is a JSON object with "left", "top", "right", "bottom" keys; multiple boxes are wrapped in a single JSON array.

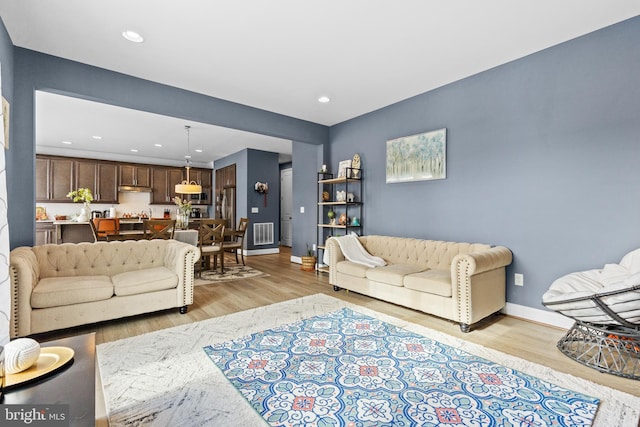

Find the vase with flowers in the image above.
[
  {"left": 173, "top": 196, "right": 192, "bottom": 229},
  {"left": 67, "top": 188, "right": 94, "bottom": 222}
]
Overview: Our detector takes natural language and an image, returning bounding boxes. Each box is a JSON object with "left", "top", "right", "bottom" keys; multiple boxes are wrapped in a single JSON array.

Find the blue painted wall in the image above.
[
  {"left": 6, "top": 47, "right": 328, "bottom": 249},
  {"left": 328, "top": 17, "right": 640, "bottom": 309},
  {"left": 215, "top": 148, "right": 280, "bottom": 251},
  {"left": 247, "top": 149, "right": 280, "bottom": 251}
]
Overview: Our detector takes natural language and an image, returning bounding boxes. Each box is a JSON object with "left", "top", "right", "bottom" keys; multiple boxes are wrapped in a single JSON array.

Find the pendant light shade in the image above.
[{"left": 175, "top": 125, "right": 202, "bottom": 195}]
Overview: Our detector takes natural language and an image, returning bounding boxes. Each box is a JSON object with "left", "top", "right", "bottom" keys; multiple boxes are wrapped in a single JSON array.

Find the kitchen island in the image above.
[{"left": 35, "top": 218, "right": 148, "bottom": 244}]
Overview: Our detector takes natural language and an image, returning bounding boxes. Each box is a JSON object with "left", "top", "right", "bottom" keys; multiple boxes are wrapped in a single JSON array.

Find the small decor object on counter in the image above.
[
  {"left": 67, "top": 188, "right": 93, "bottom": 222},
  {"left": 5, "top": 338, "right": 40, "bottom": 374},
  {"left": 174, "top": 196, "right": 192, "bottom": 229},
  {"left": 351, "top": 216, "right": 360, "bottom": 226},
  {"left": 347, "top": 192, "right": 355, "bottom": 203},
  {"left": 254, "top": 181, "right": 269, "bottom": 207},
  {"left": 35, "top": 206, "right": 47, "bottom": 220},
  {"left": 322, "top": 191, "right": 330, "bottom": 202},
  {"left": 336, "top": 190, "right": 346, "bottom": 202}
]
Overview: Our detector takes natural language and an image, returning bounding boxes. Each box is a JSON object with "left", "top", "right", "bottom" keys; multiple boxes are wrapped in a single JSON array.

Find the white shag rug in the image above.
[{"left": 97, "top": 294, "right": 640, "bottom": 426}]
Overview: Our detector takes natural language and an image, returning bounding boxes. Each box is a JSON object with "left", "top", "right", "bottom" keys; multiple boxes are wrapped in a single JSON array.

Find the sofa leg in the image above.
[
  {"left": 333, "top": 286, "right": 341, "bottom": 291},
  {"left": 459, "top": 323, "right": 470, "bottom": 333},
  {"left": 179, "top": 306, "right": 188, "bottom": 314}
]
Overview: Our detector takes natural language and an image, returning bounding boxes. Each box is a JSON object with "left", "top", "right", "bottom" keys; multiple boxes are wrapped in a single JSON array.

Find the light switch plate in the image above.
[{"left": 300, "top": 206, "right": 305, "bottom": 213}]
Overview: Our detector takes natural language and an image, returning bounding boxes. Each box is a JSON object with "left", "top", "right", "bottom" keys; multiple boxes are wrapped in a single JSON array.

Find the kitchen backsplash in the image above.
[{"left": 37, "top": 191, "right": 210, "bottom": 220}]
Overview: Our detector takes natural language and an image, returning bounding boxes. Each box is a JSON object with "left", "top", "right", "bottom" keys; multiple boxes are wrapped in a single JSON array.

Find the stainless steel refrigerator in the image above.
[{"left": 220, "top": 187, "right": 236, "bottom": 230}]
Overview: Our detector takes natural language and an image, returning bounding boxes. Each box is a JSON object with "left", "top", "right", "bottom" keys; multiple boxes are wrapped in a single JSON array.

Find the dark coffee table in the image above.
[{"left": 3, "top": 333, "right": 96, "bottom": 427}]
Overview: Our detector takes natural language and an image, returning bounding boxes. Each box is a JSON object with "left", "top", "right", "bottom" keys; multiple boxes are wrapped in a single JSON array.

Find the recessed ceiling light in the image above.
[
  {"left": 318, "top": 96, "right": 331, "bottom": 103},
  {"left": 130, "top": 149, "right": 138, "bottom": 153},
  {"left": 195, "top": 149, "right": 203, "bottom": 153},
  {"left": 62, "top": 140, "right": 72, "bottom": 145},
  {"left": 184, "top": 155, "right": 191, "bottom": 159},
  {"left": 154, "top": 143, "right": 162, "bottom": 147},
  {"left": 122, "top": 30, "right": 144, "bottom": 43},
  {"left": 92, "top": 135, "right": 102, "bottom": 140}
]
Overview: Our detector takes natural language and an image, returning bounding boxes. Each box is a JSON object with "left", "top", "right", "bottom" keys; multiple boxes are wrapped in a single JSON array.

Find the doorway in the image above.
[{"left": 280, "top": 168, "right": 293, "bottom": 246}]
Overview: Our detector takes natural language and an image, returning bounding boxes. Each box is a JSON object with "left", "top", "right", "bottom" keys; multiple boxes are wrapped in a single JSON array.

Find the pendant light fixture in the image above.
[{"left": 175, "top": 125, "right": 203, "bottom": 194}]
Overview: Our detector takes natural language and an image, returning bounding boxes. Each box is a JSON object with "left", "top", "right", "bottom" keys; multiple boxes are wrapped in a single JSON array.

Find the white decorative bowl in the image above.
[{"left": 5, "top": 338, "right": 41, "bottom": 374}]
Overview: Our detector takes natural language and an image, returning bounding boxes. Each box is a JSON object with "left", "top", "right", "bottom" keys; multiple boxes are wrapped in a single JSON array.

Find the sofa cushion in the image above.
[
  {"left": 366, "top": 264, "right": 427, "bottom": 287},
  {"left": 112, "top": 267, "right": 178, "bottom": 296},
  {"left": 31, "top": 276, "right": 113, "bottom": 308},
  {"left": 336, "top": 261, "right": 369, "bottom": 278},
  {"left": 404, "top": 269, "right": 452, "bottom": 297}
]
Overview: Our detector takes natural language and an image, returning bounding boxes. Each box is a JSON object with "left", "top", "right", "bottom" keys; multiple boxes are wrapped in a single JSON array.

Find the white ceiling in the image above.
[{"left": 1, "top": 1, "right": 639, "bottom": 164}]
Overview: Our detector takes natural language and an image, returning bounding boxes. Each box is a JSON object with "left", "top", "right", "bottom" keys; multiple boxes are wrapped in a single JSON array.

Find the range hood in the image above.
[{"left": 118, "top": 185, "right": 152, "bottom": 193}]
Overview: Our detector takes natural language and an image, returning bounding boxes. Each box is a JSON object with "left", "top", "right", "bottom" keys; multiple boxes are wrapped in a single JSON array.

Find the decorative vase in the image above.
[
  {"left": 176, "top": 210, "right": 189, "bottom": 230},
  {"left": 77, "top": 207, "right": 89, "bottom": 222},
  {"left": 301, "top": 256, "right": 316, "bottom": 272}
]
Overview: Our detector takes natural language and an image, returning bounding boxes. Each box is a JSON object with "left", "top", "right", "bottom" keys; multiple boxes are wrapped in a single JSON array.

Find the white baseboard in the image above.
[
  {"left": 502, "top": 302, "right": 573, "bottom": 330},
  {"left": 291, "top": 256, "right": 302, "bottom": 264},
  {"left": 245, "top": 248, "right": 280, "bottom": 256}
]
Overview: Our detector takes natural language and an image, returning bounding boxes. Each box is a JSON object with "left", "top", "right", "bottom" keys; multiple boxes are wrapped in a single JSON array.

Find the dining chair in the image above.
[
  {"left": 88, "top": 218, "right": 100, "bottom": 242},
  {"left": 197, "top": 219, "right": 226, "bottom": 277},
  {"left": 224, "top": 217, "right": 249, "bottom": 265},
  {"left": 142, "top": 219, "right": 176, "bottom": 240},
  {"left": 93, "top": 218, "right": 120, "bottom": 241}
]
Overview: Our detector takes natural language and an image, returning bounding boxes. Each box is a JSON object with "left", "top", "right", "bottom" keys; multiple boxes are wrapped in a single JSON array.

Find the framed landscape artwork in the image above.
[{"left": 386, "top": 128, "right": 446, "bottom": 183}]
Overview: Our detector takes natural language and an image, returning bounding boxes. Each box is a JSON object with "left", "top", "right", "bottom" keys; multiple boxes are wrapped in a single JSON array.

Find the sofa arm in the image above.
[
  {"left": 9, "top": 247, "right": 40, "bottom": 338},
  {"left": 451, "top": 246, "right": 512, "bottom": 329},
  {"left": 452, "top": 246, "right": 513, "bottom": 277},
  {"left": 326, "top": 237, "right": 345, "bottom": 286},
  {"left": 163, "top": 241, "right": 200, "bottom": 307}
]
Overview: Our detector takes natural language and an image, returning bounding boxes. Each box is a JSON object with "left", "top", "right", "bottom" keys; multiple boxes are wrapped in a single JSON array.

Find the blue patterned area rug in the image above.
[{"left": 204, "top": 307, "right": 599, "bottom": 427}]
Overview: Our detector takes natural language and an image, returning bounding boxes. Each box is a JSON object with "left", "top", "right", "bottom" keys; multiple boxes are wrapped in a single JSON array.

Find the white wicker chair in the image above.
[{"left": 542, "top": 249, "right": 640, "bottom": 380}]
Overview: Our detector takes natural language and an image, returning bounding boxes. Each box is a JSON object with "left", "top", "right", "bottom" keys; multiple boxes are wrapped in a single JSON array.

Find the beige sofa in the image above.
[
  {"left": 9, "top": 239, "right": 200, "bottom": 338},
  {"left": 326, "top": 235, "right": 512, "bottom": 332}
]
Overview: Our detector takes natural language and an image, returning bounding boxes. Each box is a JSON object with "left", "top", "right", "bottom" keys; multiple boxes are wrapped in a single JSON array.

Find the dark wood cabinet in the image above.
[
  {"left": 97, "top": 162, "right": 118, "bottom": 202},
  {"left": 119, "top": 164, "right": 151, "bottom": 187},
  {"left": 74, "top": 160, "right": 118, "bottom": 203},
  {"left": 35, "top": 221, "right": 56, "bottom": 245},
  {"left": 36, "top": 155, "right": 212, "bottom": 206},
  {"left": 151, "top": 167, "right": 186, "bottom": 204},
  {"left": 167, "top": 167, "right": 185, "bottom": 202},
  {"left": 35, "top": 156, "right": 75, "bottom": 202}
]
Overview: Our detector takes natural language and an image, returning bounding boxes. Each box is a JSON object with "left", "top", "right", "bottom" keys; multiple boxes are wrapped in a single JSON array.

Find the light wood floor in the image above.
[{"left": 38, "top": 246, "right": 639, "bottom": 397}]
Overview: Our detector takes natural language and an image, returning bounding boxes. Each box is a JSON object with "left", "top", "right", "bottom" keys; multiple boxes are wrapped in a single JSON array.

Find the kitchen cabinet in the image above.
[
  {"left": 97, "top": 163, "right": 119, "bottom": 202},
  {"left": 35, "top": 221, "right": 57, "bottom": 245},
  {"left": 167, "top": 168, "right": 185, "bottom": 201},
  {"left": 75, "top": 160, "right": 118, "bottom": 203},
  {"left": 36, "top": 156, "right": 75, "bottom": 202},
  {"left": 119, "top": 164, "right": 151, "bottom": 187},
  {"left": 223, "top": 164, "right": 236, "bottom": 188},
  {"left": 191, "top": 168, "right": 212, "bottom": 187},
  {"left": 151, "top": 167, "right": 185, "bottom": 204}
]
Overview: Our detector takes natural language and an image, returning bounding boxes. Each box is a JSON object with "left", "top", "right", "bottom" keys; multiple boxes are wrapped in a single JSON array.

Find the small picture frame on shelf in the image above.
[{"left": 337, "top": 159, "right": 352, "bottom": 178}]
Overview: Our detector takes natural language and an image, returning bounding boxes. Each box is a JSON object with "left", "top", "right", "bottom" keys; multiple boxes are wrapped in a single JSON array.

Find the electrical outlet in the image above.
[
  {"left": 514, "top": 273, "right": 524, "bottom": 286},
  {"left": 312, "top": 243, "right": 316, "bottom": 251}
]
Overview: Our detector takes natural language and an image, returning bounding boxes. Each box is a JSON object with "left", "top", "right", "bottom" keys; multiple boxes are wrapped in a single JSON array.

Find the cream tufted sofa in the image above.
[
  {"left": 9, "top": 239, "right": 200, "bottom": 338},
  {"left": 326, "top": 235, "right": 512, "bottom": 332}
]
